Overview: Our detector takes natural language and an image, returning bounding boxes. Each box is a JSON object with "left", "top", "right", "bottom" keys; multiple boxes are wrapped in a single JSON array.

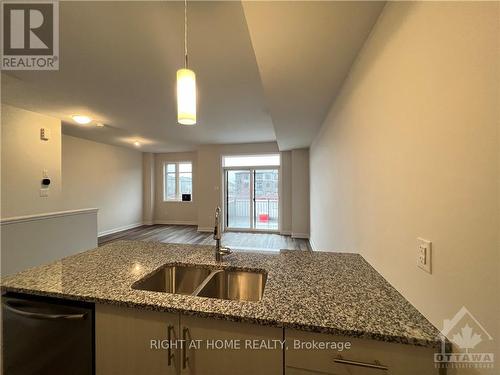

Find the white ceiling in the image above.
[
  {"left": 242, "top": 1, "right": 385, "bottom": 150},
  {"left": 1, "top": 1, "right": 384, "bottom": 152}
]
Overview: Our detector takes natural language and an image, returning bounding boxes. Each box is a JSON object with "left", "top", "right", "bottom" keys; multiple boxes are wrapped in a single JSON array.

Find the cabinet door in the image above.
[
  {"left": 180, "top": 315, "right": 283, "bottom": 375},
  {"left": 95, "top": 304, "right": 180, "bottom": 375},
  {"left": 285, "top": 329, "right": 441, "bottom": 375},
  {"left": 286, "top": 368, "right": 343, "bottom": 375}
]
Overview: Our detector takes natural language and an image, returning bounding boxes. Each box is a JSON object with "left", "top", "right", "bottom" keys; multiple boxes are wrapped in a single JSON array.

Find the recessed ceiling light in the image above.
[
  {"left": 96, "top": 122, "right": 105, "bottom": 128},
  {"left": 72, "top": 115, "right": 92, "bottom": 124},
  {"left": 134, "top": 141, "right": 141, "bottom": 147}
]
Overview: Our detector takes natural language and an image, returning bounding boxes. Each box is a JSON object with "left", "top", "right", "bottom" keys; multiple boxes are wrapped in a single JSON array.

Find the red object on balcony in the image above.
[{"left": 259, "top": 214, "right": 269, "bottom": 222}]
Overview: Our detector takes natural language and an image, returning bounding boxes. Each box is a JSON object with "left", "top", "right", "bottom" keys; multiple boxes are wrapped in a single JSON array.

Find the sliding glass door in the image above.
[
  {"left": 225, "top": 168, "right": 279, "bottom": 232},
  {"left": 253, "top": 169, "right": 279, "bottom": 230},
  {"left": 226, "top": 170, "right": 251, "bottom": 229}
]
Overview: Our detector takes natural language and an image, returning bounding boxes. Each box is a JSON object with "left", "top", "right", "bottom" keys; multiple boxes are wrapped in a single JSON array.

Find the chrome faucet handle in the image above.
[
  {"left": 219, "top": 247, "right": 232, "bottom": 255},
  {"left": 214, "top": 206, "right": 221, "bottom": 240}
]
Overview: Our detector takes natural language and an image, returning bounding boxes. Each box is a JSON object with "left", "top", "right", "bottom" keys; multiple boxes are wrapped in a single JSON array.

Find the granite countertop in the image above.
[{"left": 1, "top": 241, "right": 441, "bottom": 348}]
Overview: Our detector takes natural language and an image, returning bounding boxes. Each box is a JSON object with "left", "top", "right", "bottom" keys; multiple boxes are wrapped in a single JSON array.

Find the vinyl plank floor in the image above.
[{"left": 98, "top": 225, "right": 311, "bottom": 252}]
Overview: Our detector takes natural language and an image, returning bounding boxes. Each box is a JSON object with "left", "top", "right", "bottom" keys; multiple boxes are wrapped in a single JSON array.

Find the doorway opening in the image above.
[{"left": 223, "top": 154, "right": 280, "bottom": 232}]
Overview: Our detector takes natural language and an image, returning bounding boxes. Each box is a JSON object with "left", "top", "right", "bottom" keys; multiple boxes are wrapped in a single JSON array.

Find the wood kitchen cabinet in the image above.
[
  {"left": 285, "top": 329, "right": 442, "bottom": 375},
  {"left": 179, "top": 314, "right": 283, "bottom": 375},
  {"left": 96, "top": 304, "right": 441, "bottom": 375},
  {"left": 95, "top": 304, "right": 283, "bottom": 375},
  {"left": 95, "top": 304, "right": 180, "bottom": 375}
]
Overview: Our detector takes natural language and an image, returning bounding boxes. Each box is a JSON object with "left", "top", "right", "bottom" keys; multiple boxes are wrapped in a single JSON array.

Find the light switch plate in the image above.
[
  {"left": 40, "top": 128, "right": 51, "bottom": 141},
  {"left": 417, "top": 238, "right": 432, "bottom": 274}
]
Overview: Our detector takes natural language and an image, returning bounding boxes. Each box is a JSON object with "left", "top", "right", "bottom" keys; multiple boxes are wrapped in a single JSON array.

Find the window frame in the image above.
[
  {"left": 163, "top": 161, "right": 193, "bottom": 202},
  {"left": 222, "top": 154, "right": 280, "bottom": 168}
]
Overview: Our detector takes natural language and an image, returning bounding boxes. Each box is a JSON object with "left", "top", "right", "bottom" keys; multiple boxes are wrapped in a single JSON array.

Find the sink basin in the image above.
[
  {"left": 197, "top": 270, "right": 267, "bottom": 302},
  {"left": 132, "top": 264, "right": 267, "bottom": 302},
  {"left": 132, "top": 265, "right": 212, "bottom": 295}
]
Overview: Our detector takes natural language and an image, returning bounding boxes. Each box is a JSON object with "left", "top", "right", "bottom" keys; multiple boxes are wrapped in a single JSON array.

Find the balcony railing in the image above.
[{"left": 227, "top": 198, "right": 278, "bottom": 229}]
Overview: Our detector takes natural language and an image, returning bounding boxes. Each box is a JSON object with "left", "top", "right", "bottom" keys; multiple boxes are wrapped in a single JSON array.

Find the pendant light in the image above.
[{"left": 177, "top": 0, "right": 197, "bottom": 125}]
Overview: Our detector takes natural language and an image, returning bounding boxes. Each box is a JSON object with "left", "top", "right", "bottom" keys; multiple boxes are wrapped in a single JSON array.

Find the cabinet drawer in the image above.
[{"left": 285, "top": 329, "right": 440, "bottom": 375}]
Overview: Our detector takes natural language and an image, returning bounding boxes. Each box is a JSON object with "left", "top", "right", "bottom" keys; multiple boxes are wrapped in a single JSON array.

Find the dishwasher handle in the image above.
[{"left": 3, "top": 300, "right": 88, "bottom": 320}]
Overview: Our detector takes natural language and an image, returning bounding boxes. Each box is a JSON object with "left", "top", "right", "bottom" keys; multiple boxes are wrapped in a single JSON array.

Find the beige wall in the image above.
[
  {"left": 310, "top": 2, "right": 499, "bottom": 372},
  {"left": 62, "top": 135, "right": 143, "bottom": 235},
  {"left": 154, "top": 152, "right": 198, "bottom": 225},
  {"left": 280, "top": 151, "right": 292, "bottom": 234},
  {"left": 291, "top": 148, "right": 309, "bottom": 238},
  {"left": 1, "top": 105, "right": 63, "bottom": 218},
  {"left": 143, "top": 153, "right": 155, "bottom": 225},
  {"left": 280, "top": 149, "right": 310, "bottom": 237}
]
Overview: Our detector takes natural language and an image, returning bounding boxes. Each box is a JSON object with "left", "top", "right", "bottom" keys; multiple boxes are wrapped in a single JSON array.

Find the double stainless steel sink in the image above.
[{"left": 132, "top": 265, "right": 267, "bottom": 302}]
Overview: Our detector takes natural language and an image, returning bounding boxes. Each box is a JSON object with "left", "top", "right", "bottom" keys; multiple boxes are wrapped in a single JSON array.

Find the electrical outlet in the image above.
[{"left": 417, "top": 238, "right": 432, "bottom": 274}]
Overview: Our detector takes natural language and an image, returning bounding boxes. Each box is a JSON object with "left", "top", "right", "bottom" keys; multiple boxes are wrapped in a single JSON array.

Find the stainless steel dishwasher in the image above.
[{"left": 2, "top": 293, "right": 94, "bottom": 375}]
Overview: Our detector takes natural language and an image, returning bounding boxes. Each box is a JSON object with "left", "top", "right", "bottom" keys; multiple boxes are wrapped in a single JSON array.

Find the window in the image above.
[
  {"left": 222, "top": 154, "right": 280, "bottom": 168},
  {"left": 164, "top": 162, "right": 192, "bottom": 201}
]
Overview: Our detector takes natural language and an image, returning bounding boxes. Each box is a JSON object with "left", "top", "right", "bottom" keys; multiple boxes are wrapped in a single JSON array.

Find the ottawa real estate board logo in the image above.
[
  {"left": 435, "top": 306, "right": 495, "bottom": 369},
  {"left": 1, "top": 1, "right": 59, "bottom": 70}
]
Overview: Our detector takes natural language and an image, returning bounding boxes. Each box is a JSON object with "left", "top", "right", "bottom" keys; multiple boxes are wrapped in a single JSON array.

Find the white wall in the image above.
[
  {"left": 196, "top": 142, "right": 280, "bottom": 231},
  {"left": 310, "top": 2, "right": 499, "bottom": 372},
  {"left": 1, "top": 209, "right": 98, "bottom": 276},
  {"left": 1, "top": 104, "right": 63, "bottom": 218},
  {"left": 154, "top": 152, "right": 198, "bottom": 225},
  {"left": 62, "top": 135, "right": 143, "bottom": 235},
  {"left": 148, "top": 144, "right": 309, "bottom": 235},
  {"left": 0, "top": 106, "right": 99, "bottom": 274}
]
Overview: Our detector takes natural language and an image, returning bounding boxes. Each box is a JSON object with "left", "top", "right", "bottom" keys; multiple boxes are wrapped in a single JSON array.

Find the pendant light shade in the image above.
[
  {"left": 177, "top": 68, "right": 196, "bottom": 125},
  {"left": 177, "top": 0, "right": 197, "bottom": 125}
]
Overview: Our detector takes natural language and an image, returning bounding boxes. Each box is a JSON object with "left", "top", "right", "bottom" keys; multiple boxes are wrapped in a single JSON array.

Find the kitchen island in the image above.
[{"left": 1, "top": 241, "right": 445, "bottom": 374}]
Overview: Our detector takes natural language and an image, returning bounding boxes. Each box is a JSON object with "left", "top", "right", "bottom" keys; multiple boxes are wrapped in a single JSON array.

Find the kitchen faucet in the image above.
[{"left": 214, "top": 207, "right": 231, "bottom": 262}]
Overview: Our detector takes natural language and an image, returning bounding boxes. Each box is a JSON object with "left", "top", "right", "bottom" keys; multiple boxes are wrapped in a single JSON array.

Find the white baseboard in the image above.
[
  {"left": 154, "top": 220, "right": 198, "bottom": 226},
  {"left": 291, "top": 232, "right": 310, "bottom": 239},
  {"left": 98, "top": 222, "right": 143, "bottom": 237},
  {"left": 143, "top": 221, "right": 154, "bottom": 226},
  {"left": 197, "top": 226, "right": 213, "bottom": 232},
  {"left": 309, "top": 238, "right": 317, "bottom": 251}
]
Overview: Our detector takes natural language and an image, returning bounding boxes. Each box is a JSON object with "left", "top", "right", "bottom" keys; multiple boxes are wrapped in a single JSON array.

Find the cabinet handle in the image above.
[
  {"left": 167, "top": 325, "right": 174, "bottom": 366},
  {"left": 3, "top": 300, "right": 87, "bottom": 320},
  {"left": 182, "top": 327, "right": 189, "bottom": 369},
  {"left": 334, "top": 355, "right": 388, "bottom": 371}
]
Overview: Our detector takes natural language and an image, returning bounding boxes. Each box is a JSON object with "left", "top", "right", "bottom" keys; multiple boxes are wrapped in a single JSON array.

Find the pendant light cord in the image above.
[{"left": 184, "top": 0, "right": 188, "bottom": 68}]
